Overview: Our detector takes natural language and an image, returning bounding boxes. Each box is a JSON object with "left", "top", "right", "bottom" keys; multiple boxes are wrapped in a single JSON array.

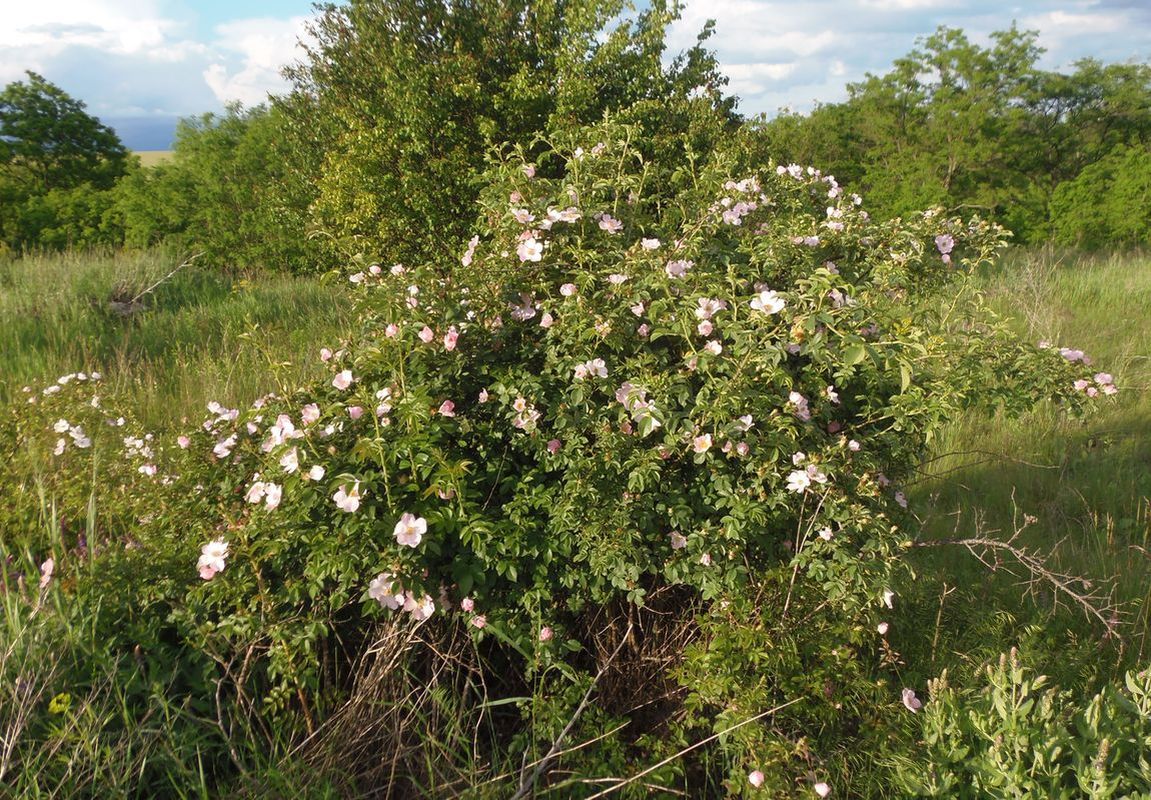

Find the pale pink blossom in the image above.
[
  {"left": 471, "top": 615, "right": 487, "bottom": 629},
  {"left": 547, "top": 439, "right": 561, "bottom": 454},
  {"left": 848, "top": 439, "right": 861, "bottom": 452},
  {"left": 405, "top": 593, "right": 436, "bottom": 621},
  {"left": 750, "top": 290, "right": 785, "bottom": 315},
  {"left": 607, "top": 273, "right": 628, "bottom": 285},
  {"left": 213, "top": 435, "right": 237, "bottom": 459},
  {"left": 735, "top": 442, "right": 750, "bottom": 457},
  {"left": 517, "top": 237, "right": 544, "bottom": 262},
  {"left": 697, "top": 320, "right": 713, "bottom": 336},
  {"left": 692, "top": 434, "right": 713, "bottom": 454},
  {"left": 539, "top": 626, "right": 554, "bottom": 642},
  {"left": 177, "top": 435, "right": 191, "bottom": 449},
  {"left": 333, "top": 482, "right": 362, "bottom": 512},
  {"left": 197, "top": 539, "right": 228, "bottom": 580},
  {"left": 522, "top": 164, "right": 536, "bottom": 178},
  {"left": 369, "top": 573, "right": 405, "bottom": 610},
  {"left": 306, "top": 465, "right": 325, "bottom": 481},
  {"left": 394, "top": 512, "right": 427, "bottom": 547},
  {"left": 670, "top": 531, "right": 687, "bottom": 549},
  {"left": 444, "top": 327, "right": 459, "bottom": 351},
  {"left": 696, "top": 298, "right": 726, "bottom": 320},
  {"left": 511, "top": 208, "right": 534, "bottom": 224},
  {"left": 877, "top": 622, "right": 890, "bottom": 635},
  {"left": 385, "top": 323, "right": 399, "bottom": 338},
  {"left": 461, "top": 235, "right": 480, "bottom": 267},
  {"left": 539, "top": 312, "right": 554, "bottom": 328},
  {"left": 320, "top": 347, "right": 333, "bottom": 362},
  {"left": 573, "top": 358, "right": 608, "bottom": 380},
  {"left": 246, "top": 480, "right": 268, "bottom": 504},
  {"left": 699, "top": 552, "right": 712, "bottom": 566},
  {"left": 419, "top": 326, "right": 435, "bottom": 344},
  {"left": 438, "top": 400, "right": 456, "bottom": 417},
  {"left": 902, "top": 688, "right": 923, "bottom": 712},
  {"left": 641, "top": 238, "right": 661, "bottom": 250},
  {"left": 665, "top": 259, "right": 693, "bottom": 279},
  {"left": 1094, "top": 372, "right": 1114, "bottom": 384},
  {"left": 704, "top": 340, "right": 722, "bottom": 355},
  {"left": 787, "top": 470, "right": 811, "bottom": 493},
  {"left": 478, "top": 389, "right": 490, "bottom": 403},
  {"left": 748, "top": 770, "right": 765, "bottom": 789},
  {"left": 460, "top": 597, "right": 475, "bottom": 612},
  {"left": 264, "top": 483, "right": 282, "bottom": 510},
  {"left": 882, "top": 589, "right": 895, "bottom": 608},
  {"left": 39, "top": 558, "right": 54, "bottom": 589},
  {"left": 560, "top": 283, "right": 577, "bottom": 297},
  {"left": 826, "top": 385, "right": 840, "bottom": 404},
  {"left": 818, "top": 527, "right": 834, "bottom": 541},
  {"left": 598, "top": 214, "right": 623, "bottom": 233},
  {"left": 300, "top": 404, "right": 321, "bottom": 426},
  {"left": 814, "top": 782, "right": 831, "bottom": 798},
  {"left": 348, "top": 405, "right": 365, "bottom": 420},
  {"left": 630, "top": 302, "right": 645, "bottom": 316},
  {"left": 332, "top": 370, "right": 354, "bottom": 391},
  {"left": 280, "top": 448, "right": 299, "bottom": 473}
]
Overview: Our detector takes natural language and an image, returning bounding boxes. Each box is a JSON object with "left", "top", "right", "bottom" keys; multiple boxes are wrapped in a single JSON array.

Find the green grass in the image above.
[
  {"left": 134, "top": 150, "right": 173, "bottom": 167},
  {"left": 910, "top": 248, "right": 1151, "bottom": 680},
  {"left": 0, "top": 248, "right": 351, "bottom": 428}
]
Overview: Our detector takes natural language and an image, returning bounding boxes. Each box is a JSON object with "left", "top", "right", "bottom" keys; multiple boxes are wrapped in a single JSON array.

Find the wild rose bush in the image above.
[{"left": 0, "top": 120, "right": 1113, "bottom": 793}]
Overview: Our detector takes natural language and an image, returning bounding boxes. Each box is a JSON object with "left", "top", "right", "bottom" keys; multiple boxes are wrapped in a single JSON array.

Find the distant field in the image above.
[{"left": 134, "top": 150, "right": 173, "bottom": 167}]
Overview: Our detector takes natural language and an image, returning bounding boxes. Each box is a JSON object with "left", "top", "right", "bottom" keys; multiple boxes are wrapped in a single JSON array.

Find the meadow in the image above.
[
  {"left": 911, "top": 249, "right": 1151, "bottom": 677},
  {"left": 0, "top": 248, "right": 351, "bottom": 427}
]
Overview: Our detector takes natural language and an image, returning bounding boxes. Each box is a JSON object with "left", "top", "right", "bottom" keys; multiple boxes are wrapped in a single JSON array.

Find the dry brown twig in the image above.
[{"left": 914, "top": 499, "right": 1122, "bottom": 641}]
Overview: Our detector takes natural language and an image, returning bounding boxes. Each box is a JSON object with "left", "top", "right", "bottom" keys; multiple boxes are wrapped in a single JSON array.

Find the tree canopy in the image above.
[{"left": 0, "top": 71, "right": 128, "bottom": 194}]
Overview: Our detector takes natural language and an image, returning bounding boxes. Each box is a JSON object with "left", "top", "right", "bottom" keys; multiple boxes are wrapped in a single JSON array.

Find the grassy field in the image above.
[
  {"left": 909, "top": 248, "right": 1151, "bottom": 684},
  {"left": 0, "top": 248, "right": 351, "bottom": 428},
  {"left": 134, "top": 150, "right": 174, "bottom": 167}
]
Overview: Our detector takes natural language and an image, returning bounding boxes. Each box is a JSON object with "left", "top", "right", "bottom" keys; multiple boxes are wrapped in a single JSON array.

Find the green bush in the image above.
[
  {"left": 894, "top": 648, "right": 1151, "bottom": 798},
  {"left": 1, "top": 119, "right": 1114, "bottom": 794},
  {"left": 1051, "top": 145, "right": 1151, "bottom": 249}
]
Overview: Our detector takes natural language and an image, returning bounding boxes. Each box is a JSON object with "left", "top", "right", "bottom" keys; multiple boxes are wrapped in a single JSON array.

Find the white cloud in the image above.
[
  {"left": 0, "top": 1, "right": 179, "bottom": 56},
  {"left": 723, "top": 62, "right": 799, "bottom": 97},
  {"left": 201, "top": 16, "right": 312, "bottom": 106}
]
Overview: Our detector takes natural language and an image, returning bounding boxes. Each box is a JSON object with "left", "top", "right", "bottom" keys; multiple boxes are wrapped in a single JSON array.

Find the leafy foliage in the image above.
[
  {"left": 895, "top": 649, "right": 1151, "bottom": 798},
  {"left": 0, "top": 72, "right": 129, "bottom": 254},
  {"left": 751, "top": 26, "right": 1151, "bottom": 246}
]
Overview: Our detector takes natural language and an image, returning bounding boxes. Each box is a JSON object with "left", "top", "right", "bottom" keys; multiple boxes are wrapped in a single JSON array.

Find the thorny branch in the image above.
[{"left": 914, "top": 502, "right": 1121, "bottom": 641}]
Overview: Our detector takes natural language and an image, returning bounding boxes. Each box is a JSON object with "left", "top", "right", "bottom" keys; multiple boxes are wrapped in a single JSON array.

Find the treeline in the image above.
[
  {"left": 751, "top": 26, "right": 1151, "bottom": 247},
  {"left": 1, "top": 7, "right": 1148, "bottom": 268}
]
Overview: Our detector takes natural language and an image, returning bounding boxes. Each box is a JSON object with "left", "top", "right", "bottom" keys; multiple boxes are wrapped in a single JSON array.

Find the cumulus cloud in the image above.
[
  {"left": 668, "top": 0, "right": 1151, "bottom": 115},
  {"left": 202, "top": 16, "right": 312, "bottom": 106},
  {"left": 0, "top": 0, "right": 315, "bottom": 117}
]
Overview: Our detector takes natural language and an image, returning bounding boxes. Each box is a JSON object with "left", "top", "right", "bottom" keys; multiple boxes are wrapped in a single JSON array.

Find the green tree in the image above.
[
  {"left": 0, "top": 72, "right": 129, "bottom": 253},
  {"left": 277, "top": 0, "right": 737, "bottom": 269},
  {"left": 115, "top": 105, "right": 319, "bottom": 270},
  {"left": 0, "top": 71, "right": 128, "bottom": 194}
]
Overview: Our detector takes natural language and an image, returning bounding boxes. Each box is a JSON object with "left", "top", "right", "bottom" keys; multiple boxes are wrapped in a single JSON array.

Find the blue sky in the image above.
[{"left": 2, "top": 1, "right": 1149, "bottom": 147}]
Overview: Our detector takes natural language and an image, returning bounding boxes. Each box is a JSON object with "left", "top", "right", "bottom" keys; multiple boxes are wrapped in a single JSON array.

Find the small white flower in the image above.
[{"left": 393, "top": 512, "right": 428, "bottom": 547}]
